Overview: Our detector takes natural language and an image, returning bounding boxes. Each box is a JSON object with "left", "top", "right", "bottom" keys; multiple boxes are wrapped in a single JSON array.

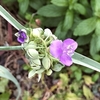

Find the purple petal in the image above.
[
  {"left": 59, "top": 53, "right": 73, "bottom": 66},
  {"left": 49, "top": 40, "right": 63, "bottom": 58},
  {"left": 17, "top": 30, "right": 27, "bottom": 43},
  {"left": 17, "top": 37, "right": 25, "bottom": 43},
  {"left": 63, "top": 38, "right": 78, "bottom": 50}
]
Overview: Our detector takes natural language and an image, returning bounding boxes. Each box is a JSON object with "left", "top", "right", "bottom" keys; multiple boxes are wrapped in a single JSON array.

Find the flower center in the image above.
[{"left": 63, "top": 45, "right": 74, "bottom": 56}]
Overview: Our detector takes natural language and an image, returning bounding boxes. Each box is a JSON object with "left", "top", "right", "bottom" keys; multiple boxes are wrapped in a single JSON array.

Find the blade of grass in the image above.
[
  {"left": 0, "top": 65, "right": 21, "bottom": 100},
  {"left": 72, "top": 52, "right": 100, "bottom": 72},
  {"left": 0, "top": 5, "right": 26, "bottom": 30}
]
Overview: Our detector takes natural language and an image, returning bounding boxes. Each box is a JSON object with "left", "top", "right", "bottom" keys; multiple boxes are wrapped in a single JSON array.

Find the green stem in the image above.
[
  {"left": 38, "top": 37, "right": 48, "bottom": 56},
  {"left": 0, "top": 45, "right": 45, "bottom": 51},
  {"left": 0, "top": 46, "right": 23, "bottom": 51}
]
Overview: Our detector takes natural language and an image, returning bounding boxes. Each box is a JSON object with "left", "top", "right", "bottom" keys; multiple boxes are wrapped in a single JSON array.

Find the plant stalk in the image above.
[{"left": 0, "top": 46, "right": 23, "bottom": 51}]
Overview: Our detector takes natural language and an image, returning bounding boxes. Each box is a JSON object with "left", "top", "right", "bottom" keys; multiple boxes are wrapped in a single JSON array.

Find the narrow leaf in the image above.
[
  {"left": 62, "top": 10, "right": 73, "bottom": 31},
  {"left": 54, "top": 21, "right": 67, "bottom": 40},
  {"left": 72, "top": 52, "right": 100, "bottom": 72},
  {"left": 74, "top": 17, "right": 97, "bottom": 36},
  {"left": 0, "top": 65, "right": 21, "bottom": 100},
  {"left": 0, "top": 5, "right": 26, "bottom": 30}
]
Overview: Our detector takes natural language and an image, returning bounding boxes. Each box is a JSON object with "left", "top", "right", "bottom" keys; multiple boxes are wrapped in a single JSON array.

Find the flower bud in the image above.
[
  {"left": 44, "top": 28, "right": 52, "bottom": 37},
  {"left": 32, "top": 28, "right": 43, "bottom": 37},
  {"left": 27, "top": 49, "right": 39, "bottom": 59}
]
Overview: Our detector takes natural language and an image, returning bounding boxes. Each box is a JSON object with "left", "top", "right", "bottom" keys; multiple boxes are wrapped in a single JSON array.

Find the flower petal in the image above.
[
  {"left": 63, "top": 38, "right": 78, "bottom": 50},
  {"left": 17, "top": 30, "right": 27, "bottom": 43},
  {"left": 50, "top": 40, "right": 63, "bottom": 58},
  {"left": 59, "top": 53, "right": 73, "bottom": 66},
  {"left": 17, "top": 37, "right": 24, "bottom": 43}
]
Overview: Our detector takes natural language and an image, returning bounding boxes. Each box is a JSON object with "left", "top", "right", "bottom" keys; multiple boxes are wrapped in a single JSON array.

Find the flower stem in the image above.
[{"left": 0, "top": 46, "right": 23, "bottom": 51}]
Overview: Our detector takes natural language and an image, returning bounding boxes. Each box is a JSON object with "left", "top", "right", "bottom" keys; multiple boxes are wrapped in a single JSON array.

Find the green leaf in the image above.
[
  {"left": 81, "top": 67, "right": 94, "bottom": 74},
  {"left": 90, "top": 20, "right": 100, "bottom": 56},
  {"left": 62, "top": 10, "right": 74, "bottom": 31},
  {"left": 0, "top": 65, "right": 21, "bottom": 100},
  {"left": 72, "top": 52, "right": 100, "bottom": 72},
  {"left": 30, "top": 0, "right": 46, "bottom": 10},
  {"left": 42, "top": 56, "right": 50, "bottom": 70},
  {"left": 54, "top": 21, "right": 67, "bottom": 40},
  {"left": 90, "top": 34, "right": 100, "bottom": 56},
  {"left": 2, "top": 0, "right": 16, "bottom": 5},
  {"left": 74, "top": 17, "right": 97, "bottom": 36},
  {"left": 0, "top": 78, "right": 8, "bottom": 93},
  {"left": 83, "top": 75, "right": 94, "bottom": 86},
  {"left": 52, "top": 63, "right": 64, "bottom": 72},
  {"left": 74, "top": 69, "right": 82, "bottom": 81},
  {"left": 91, "top": 0, "right": 95, "bottom": 12},
  {"left": 95, "top": 19, "right": 100, "bottom": 35},
  {"left": 0, "top": 91, "right": 10, "bottom": 100},
  {"left": 43, "top": 17, "right": 63, "bottom": 27},
  {"left": 83, "top": 85, "right": 94, "bottom": 100},
  {"left": 70, "top": 65, "right": 78, "bottom": 72},
  {"left": 0, "top": 5, "right": 26, "bottom": 30},
  {"left": 94, "top": 0, "right": 100, "bottom": 17},
  {"left": 92, "top": 73, "right": 99, "bottom": 82},
  {"left": 79, "top": 0, "right": 90, "bottom": 7},
  {"left": 74, "top": 3, "right": 86, "bottom": 15},
  {"left": 37, "top": 4, "right": 66, "bottom": 17},
  {"left": 60, "top": 73, "right": 69, "bottom": 86},
  {"left": 65, "top": 92, "right": 82, "bottom": 100},
  {"left": 79, "top": 0, "right": 92, "bottom": 17},
  {"left": 18, "top": 0, "right": 29, "bottom": 14},
  {"left": 51, "top": 0, "right": 68, "bottom": 7},
  {"left": 76, "top": 34, "right": 92, "bottom": 46}
]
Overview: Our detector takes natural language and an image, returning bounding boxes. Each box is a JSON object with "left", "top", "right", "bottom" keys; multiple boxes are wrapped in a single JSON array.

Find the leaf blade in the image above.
[
  {"left": 0, "top": 5, "right": 26, "bottom": 30},
  {"left": 0, "top": 65, "right": 21, "bottom": 100},
  {"left": 37, "top": 4, "right": 66, "bottom": 17},
  {"left": 72, "top": 52, "right": 100, "bottom": 72},
  {"left": 74, "top": 17, "right": 97, "bottom": 36}
]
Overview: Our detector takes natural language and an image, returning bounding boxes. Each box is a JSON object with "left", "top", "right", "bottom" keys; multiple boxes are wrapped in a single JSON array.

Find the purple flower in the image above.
[
  {"left": 49, "top": 38, "right": 78, "bottom": 66},
  {"left": 17, "top": 30, "right": 27, "bottom": 43}
]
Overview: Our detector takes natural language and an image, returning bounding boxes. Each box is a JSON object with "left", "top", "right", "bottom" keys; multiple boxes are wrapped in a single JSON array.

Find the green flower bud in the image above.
[{"left": 27, "top": 49, "right": 39, "bottom": 59}]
